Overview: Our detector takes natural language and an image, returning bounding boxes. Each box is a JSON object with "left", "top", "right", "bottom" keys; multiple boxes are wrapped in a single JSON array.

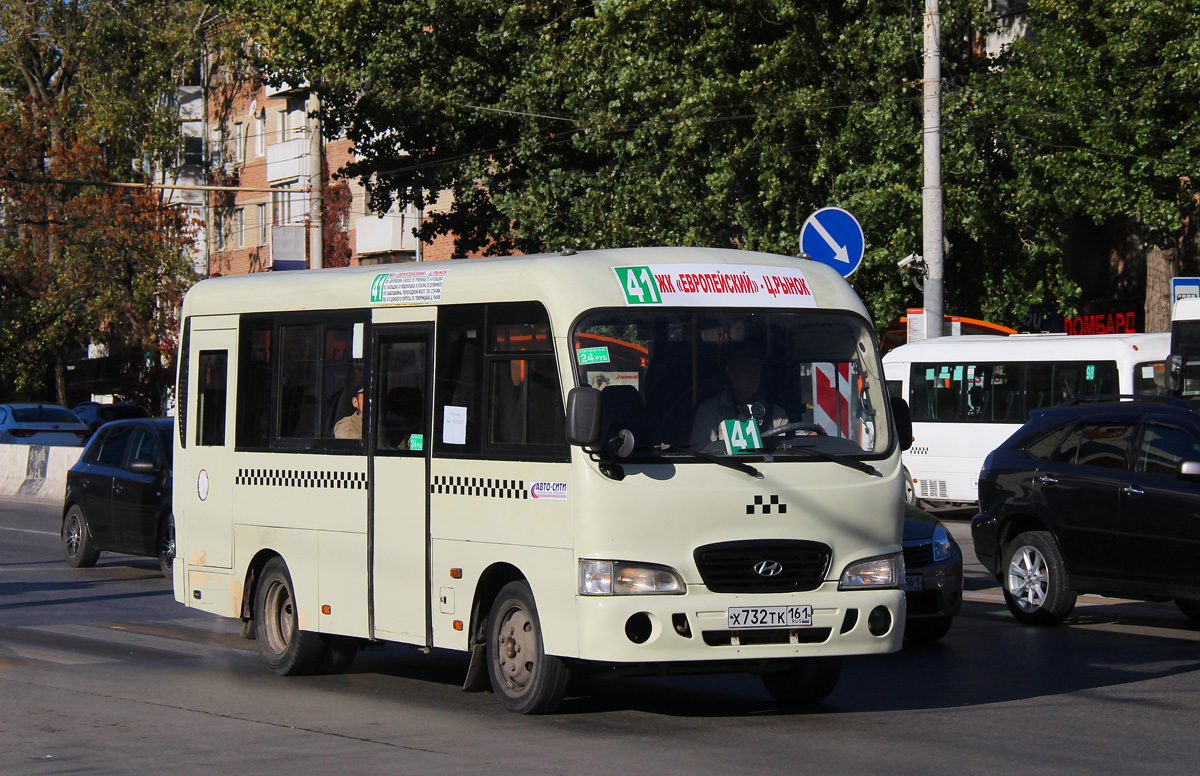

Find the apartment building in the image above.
[{"left": 203, "top": 75, "right": 436, "bottom": 277}]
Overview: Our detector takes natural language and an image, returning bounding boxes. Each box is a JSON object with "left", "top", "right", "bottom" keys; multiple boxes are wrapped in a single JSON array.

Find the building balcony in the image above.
[
  {"left": 266, "top": 138, "right": 308, "bottom": 182},
  {"left": 355, "top": 205, "right": 420, "bottom": 256}
]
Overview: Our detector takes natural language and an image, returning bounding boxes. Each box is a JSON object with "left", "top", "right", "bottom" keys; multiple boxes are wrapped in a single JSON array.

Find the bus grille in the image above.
[{"left": 693, "top": 540, "right": 832, "bottom": 593}]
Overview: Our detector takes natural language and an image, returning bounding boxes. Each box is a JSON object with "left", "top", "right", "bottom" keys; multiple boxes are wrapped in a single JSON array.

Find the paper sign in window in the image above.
[{"left": 442, "top": 406, "right": 467, "bottom": 445}]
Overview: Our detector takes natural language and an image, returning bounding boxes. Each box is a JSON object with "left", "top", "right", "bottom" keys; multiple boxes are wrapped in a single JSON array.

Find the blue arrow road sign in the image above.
[{"left": 801, "top": 207, "right": 865, "bottom": 277}]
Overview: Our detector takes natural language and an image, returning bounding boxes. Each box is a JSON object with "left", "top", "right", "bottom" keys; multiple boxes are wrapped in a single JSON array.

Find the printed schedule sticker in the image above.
[
  {"left": 370, "top": 268, "right": 449, "bottom": 304},
  {"left": 612, "top": 263, "right": 817, "bottom": 308}
]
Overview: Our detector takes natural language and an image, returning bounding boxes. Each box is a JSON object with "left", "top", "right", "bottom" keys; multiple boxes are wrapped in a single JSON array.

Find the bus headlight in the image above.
[
  {"left": 838, "top": 553, "right": 904, "bottom": 590},
  {"left": 579, "top": 560, "right": 686, "bottom": 595}
]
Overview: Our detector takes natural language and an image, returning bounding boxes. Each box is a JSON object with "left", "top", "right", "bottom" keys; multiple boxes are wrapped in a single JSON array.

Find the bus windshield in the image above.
[{"left": 572, "top": 309, "right": 890, "bottom": 459}]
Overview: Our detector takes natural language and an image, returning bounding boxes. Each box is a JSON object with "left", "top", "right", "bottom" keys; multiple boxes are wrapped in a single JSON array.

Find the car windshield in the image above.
[
  {"left": 12, "top": 406, "right": 80, "bottom": 424},
  {"left": 101, "top": 405, "right": 148, "bottom": 421},
  {"left": 572, "top": 309, "right": 890, "bottom": 459}
]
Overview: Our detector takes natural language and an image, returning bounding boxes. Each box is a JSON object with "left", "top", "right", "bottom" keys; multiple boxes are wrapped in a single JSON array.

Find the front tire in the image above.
[
  {"left": 1002, "top": 531, "right": 1076, "bottom": 625},
  {"left": 254, "top": 557, "right": 327, "bottom": 676},
  {"left": 62, "top": 505, "right": 100, "bottom": 568},
  {"left": 902, "top": 466, "right": 917, "bottom": 506},
  {"left": 904, "top": 616, "right": 953, "bottom": 642},
  {"left": 760, "top": 657, "right": 842, "bottom": 705},
  {"left": 156, "top": 513, "right": 175, "bottom": 578},
  {"left": 486, "top": 581, "right": 569, "bottom": 714}
]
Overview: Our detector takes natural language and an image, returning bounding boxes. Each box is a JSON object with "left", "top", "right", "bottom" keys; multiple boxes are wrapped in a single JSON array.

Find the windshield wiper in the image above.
[
  {"left": 657, "top": 443, "right": 763, "bottom": 479},
  {"left": 757, "top": 444, "right": 879, "bottom": 476}
]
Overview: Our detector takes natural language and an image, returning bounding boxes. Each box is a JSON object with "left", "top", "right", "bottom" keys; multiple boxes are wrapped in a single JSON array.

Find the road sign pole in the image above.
[{"left": 922, "top": 0, "right": 944, "bottom": 339}]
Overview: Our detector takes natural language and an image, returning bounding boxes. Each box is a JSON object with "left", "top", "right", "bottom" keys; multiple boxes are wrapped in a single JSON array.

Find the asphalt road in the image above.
[{"left": 3, "top": 495, "right": 1199, "bottom": 774}]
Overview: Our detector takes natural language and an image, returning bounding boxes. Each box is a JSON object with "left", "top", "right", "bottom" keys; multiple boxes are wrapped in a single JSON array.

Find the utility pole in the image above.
[
  {"left": 922, "top": 0, "right": 945, "bottom": 339},
  {"left": 308, "top": 91, "right": 324, "bottom": 270}
]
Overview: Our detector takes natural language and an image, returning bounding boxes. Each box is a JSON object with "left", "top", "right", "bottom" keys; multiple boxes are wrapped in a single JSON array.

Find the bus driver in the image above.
[{"left": 691, "top": 351, "right": 788, "bottom": 447}]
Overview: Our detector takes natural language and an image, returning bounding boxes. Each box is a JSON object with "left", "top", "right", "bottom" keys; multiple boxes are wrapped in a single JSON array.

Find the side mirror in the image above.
[
  {"left": 129, "top": 459, "right": 157, "bottom": 475},
  {"left": 565, "top": 386, "right": 602, "bottom": 447},
  {"left": 1166, "top": 354, "right": 1182, "bottom": 392},
  {"left": 890, "top": 396, "right": 913, "bottom": 452},
  {"left": 1179, "top": 460, "right": 1200, "bottom": 481}
]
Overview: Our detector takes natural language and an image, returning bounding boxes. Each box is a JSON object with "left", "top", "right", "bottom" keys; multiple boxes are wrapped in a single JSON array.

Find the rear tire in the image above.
[
  {"left": 760, "top": 657, "right": 842, "bottom": 705},
  {"left": 62, "top": 505, "right": 100, "bottom": 568},
  {"left": 254, "top": 557, "right": 327, "bottom": 676},
  {"left": 1002, "top": 531, "right": 1076, "bottom": 625},
  {"left": 156, "top": 513, "right": 175, "bottom": 578},
  {"left": 486, "top": 581, "right": 569, "bottom": 714}
]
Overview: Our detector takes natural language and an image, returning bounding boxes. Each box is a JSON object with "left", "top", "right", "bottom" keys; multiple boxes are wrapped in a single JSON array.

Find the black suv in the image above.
[{"left": 973, "top": 396, "right": 1200, "bottom": 625}]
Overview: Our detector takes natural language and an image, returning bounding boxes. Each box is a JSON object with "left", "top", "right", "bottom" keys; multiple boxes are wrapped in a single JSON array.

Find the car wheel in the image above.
[
  {"left": 1002, "top": 531, "right": 1076, "bottom": 625},
  {"left": 904, "top": 616, "right": 953, "bottom": 642},
  {"left": 902, "top": 466, "right": 917, "bottom": 506},
  {"left": 253, "top": 557, "right": 327, "bottom": 676},
  {"left": 1174, "top": 599, "right": 1200, "bottom": 621},
  {"left": 760, "top": 657, "right": 842, "bottom": 705},
  {"left": 62, "top": 505, "right": 100, "bottom": 568},
  {"left": 157, "top": 513, "right": 176, "bottom": 578},
  {"left": 486, "top": 581, "right": 569, "bottom": 714}
]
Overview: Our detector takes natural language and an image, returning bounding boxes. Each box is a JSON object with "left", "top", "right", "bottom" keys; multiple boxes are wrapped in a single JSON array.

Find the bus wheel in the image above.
[
  {"left": 486, "top": 581, "right": 569, "bottom": 714},
  {"left": 760, "top": 656, "right": 842, "bottom": 705},
  {"left": 254, "top": 557, "right": 327, "bottom": 676},
  {"left": 62, "top": 505, "right": 100, "bottom": 568}
]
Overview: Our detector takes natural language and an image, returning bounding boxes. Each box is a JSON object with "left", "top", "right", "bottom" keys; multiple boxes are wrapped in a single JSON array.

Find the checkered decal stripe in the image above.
[
  {"left": 431, "top": 475, "right": 527, "bottom": 500},
  {"left": 235, "top": 468, "right": 367, "bottom": 490},
  {"left": 747, "top": 495, "right": 787, "bottom": 515}
]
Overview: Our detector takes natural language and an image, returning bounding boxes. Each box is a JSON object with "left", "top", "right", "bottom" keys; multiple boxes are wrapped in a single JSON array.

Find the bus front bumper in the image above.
[{"left": 572, "top": 584, "right": 905, "bottom": 665}]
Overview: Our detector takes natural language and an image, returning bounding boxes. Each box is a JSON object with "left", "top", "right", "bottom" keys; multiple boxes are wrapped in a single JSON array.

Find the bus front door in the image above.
[{"left": 370, "top": 323, "right": 433, "bottom": 645}]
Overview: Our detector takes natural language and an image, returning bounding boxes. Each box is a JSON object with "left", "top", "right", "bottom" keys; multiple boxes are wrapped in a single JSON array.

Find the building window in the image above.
[
  {"left": 272, "top": 181, "right": 304, "bottom": 225},
  {"left": 256, "top": 204, "right": 268, "bottom": 246},
  {"left": 234, "top": 208, "right": 245, "bottom": 248},
  {"left": 277, "top": 108, "right": 289, "bottom": 143},
  {"left": 255, "top": 110, "right": 266, "bottom": 157},
  {"left": 233, "top": 122, "right": 245, "bottom": 164}
]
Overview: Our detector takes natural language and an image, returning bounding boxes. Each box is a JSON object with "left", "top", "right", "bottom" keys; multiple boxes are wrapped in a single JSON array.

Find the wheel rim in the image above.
[
  {"left": 262, "top": 578, "right": 296, "bottom": 656},
  {"left": 160, "top": 520, "right": 176, "bottom": 568},
  {"left": 494, "top": 604, "right": 537, "bottom": 695},
  {"left": 1006, "top": 544, "right": 1049, "bottom": 612},
  {"left": 64, "top": 513, "right": 82, "bottom": 557}
]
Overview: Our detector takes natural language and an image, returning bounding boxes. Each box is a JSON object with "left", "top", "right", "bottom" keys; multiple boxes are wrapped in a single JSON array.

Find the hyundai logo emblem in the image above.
[{"left": 754, "top": 560, "right": 784, "bottom": 577}]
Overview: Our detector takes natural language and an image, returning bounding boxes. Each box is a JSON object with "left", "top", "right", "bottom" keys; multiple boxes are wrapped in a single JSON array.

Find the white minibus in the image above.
[
  {"left": 883, "top": 332, "right": 1169, "bottom": 505},
  {"left": 173, "top": 247, "right": 910, "bottom": 713}
]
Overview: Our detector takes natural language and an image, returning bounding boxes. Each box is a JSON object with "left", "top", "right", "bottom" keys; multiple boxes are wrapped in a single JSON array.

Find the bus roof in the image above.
[
  {"left": 181, "top": 247, "right": 873, "bottom": 331},
  {"left": 882, "top": 331, "right": 1170, "bottom": 363}
]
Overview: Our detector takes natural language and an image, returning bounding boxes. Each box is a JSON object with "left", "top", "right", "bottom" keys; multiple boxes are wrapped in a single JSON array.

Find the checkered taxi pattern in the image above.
[
  {"left": 430, "top": 475, "right": 528, "bottom": 500},
  {"left": 235, "top": 468, "right": 368, "bottom": 490}
]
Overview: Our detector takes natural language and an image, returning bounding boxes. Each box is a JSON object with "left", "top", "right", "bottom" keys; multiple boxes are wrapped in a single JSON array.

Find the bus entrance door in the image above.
[{"left": 369, "top": 322, "right": 433, "bottom": 645}]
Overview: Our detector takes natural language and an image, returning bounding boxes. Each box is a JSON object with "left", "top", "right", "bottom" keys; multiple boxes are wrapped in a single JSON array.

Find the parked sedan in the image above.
[
  {"left": 973, "top": 396, "right": 1200, "bottom": 625},
  {"left": 902, "top": 505, "right": 962, "bottom": 641},
  {"left": 72, "top": 401, "right": 149, "bottom": 438},
  {"left": 0, "top": 403, "right": 89, "bottom": 446},
  {"left": 61, "top": 418, "right": 174, "bottom": 577}
]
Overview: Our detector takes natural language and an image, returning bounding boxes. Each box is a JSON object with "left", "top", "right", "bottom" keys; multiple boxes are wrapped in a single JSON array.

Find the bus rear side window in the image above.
[{"left": 197, "top": 350, "right": 228, "bottom": 447}]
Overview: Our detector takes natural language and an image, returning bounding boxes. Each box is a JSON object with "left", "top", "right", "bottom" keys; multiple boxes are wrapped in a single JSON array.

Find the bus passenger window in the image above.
[{"left": 197, "top": 350, "right": 228, "bottom": 446}]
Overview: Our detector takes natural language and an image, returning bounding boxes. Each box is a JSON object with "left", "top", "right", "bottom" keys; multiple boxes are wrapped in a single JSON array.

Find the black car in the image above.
[
  {"left": 72, "top": 401, "right": 150, "bottom": 438},
  {"left": 902, "top": 505, "right": 963, "bottom": 641},
  {"left": 973, "top": 396, "right": 1200, "bottom": 625},
  {"left": 61, "top": 418, "right": 175, "bottom": 577}
]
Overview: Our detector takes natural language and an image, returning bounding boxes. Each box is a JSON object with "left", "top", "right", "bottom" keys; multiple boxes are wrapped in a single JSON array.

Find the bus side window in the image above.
[{"left": 434, "top": 305, "right": 484, "bottom": 455}]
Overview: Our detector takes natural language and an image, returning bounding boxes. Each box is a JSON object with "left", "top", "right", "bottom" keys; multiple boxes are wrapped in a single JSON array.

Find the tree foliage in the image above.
[
  {"left": 0, "top": 0, "right": 213, "bottom": 406},
  {"left": 226, "top": 0, "right": 1200, "bottom": 331}
]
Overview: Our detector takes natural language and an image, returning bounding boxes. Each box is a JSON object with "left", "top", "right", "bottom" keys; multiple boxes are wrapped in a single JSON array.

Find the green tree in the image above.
[
  {"left": 228, "top": 0, "right": 1199, "bottom": 331},
  {"left": 0, "top": 0, "right": 213, "bottom": 406}
]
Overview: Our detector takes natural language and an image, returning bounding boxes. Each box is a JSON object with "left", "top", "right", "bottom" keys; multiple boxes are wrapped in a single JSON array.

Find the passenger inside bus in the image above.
[
  {"left": 334, "top": 385, "right": 364, "bottom": 439},
  {"left": 690, "top": 351, "right": 788, "bottom": 447}
]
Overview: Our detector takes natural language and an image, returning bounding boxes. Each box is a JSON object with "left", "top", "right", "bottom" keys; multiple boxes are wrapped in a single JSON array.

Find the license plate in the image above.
[
  {"left": 904, "top": 575, "right": 924, "bottom": 591},
  {"left": 727, "top": 605, "right": 813, "bottom": 629}
]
